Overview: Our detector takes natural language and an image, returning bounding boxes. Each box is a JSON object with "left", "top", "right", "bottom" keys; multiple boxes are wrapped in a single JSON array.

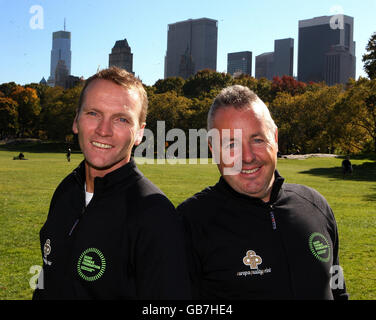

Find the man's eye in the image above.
[
  {"left": 118, "top": 118, "right": 128, "bottom": 123},
  {"left": 225, "top": 142, "right": 237, "bottom": 149},
  {"left": 87, "top": 111, "right": 97, "bottom": 116},
  {"left": 253, "top": 138, "right": 264, "bottom": 144}
]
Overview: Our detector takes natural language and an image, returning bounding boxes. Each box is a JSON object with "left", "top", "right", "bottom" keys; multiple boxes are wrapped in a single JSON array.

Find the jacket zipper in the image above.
[
  {"left": 69, "top": 169, "right": 87, "bottom": 236},
  {"left": 69, "top": 206, "right": 86, "bottom": 236},
  {"left": 269, "top": 205, "right": 277, "bottom": 230}
]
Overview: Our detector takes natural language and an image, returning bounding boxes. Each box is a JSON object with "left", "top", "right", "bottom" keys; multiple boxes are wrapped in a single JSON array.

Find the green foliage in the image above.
[
  {"left": 154, "top": 77, "right": 185, "bottom": 95},
  {"left": 1, "top": 70, "right": 375, "bottom": 154},
  {"left": 337, "top": 78, "right": 376, "bottom": 152},
  {"left": 182, "top": 69, "right": 233, "bottom": 99},
  {"left": 363, "top": 32, "right": 376, "bottom": 80}
]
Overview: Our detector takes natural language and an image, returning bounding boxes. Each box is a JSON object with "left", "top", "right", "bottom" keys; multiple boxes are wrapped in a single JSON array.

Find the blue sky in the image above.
[{"left": 0, "top": 0, "right": 375, "bottom": 86}]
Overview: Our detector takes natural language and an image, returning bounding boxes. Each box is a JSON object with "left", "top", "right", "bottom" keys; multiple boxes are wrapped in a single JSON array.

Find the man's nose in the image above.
[
  {"left": 95, "top": 118, "right": 113, "bottom": 137},
  {"left": 242, "top": 144, "right": 256, "bottom": 163}
]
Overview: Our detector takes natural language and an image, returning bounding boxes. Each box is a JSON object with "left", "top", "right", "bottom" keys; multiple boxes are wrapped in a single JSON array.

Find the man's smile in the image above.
[{"left": 91, "top": 141, "right": 113, "bottom": 149}]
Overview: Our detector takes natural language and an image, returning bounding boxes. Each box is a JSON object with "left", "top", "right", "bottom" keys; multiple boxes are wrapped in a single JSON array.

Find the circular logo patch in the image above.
[
  {"left": 308, "top": 233, "right": 331, "bottom": 263},
  {"left": 77, "top": 248, "right": 106, "bottom": 281}
]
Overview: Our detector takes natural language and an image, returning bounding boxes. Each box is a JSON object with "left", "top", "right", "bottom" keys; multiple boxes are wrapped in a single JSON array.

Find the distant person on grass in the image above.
[
  {"left": 342, "top": 156, "right": 353, "bottom": 176},
  {"left": 13, "top": 152, "right": 27, "bottom": 160},
  {"left": 33, "top": 67, "right": 190, "bottom": 300},
  {"left": 66, "top": 147, "right": 71, "bottom": 162},
  {"left": 178, "top": 85, "right": 348, "bottom": 300}
]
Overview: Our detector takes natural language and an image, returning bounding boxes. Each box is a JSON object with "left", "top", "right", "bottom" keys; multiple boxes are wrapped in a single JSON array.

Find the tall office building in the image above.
[
  {"left": 274, "top": 38, "right": 294, "bottom": 77},
  {"left": 227, "top": 51, "right": 252, "bottom": 76},
  {"left": 165, "top": 18, "right": 218, "bottom": 79},
  {"left": 48, "top": 29, "right": 71, "bottom": 86},
  {"left": 298, "top": 15, "right": 355, "bottom": 84},
  {"left": 255, "top": 52, "right": 274, "bottom": 80},
  {"left": 109, "top": 39, "right": 134, "bottom": 74}
]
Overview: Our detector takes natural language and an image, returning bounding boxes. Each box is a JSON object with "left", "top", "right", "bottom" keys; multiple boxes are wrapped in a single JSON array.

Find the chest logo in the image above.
[
  {"left": 43, "top": 239, "right": 52, "bottom": 265},
  {"left": 77, "top": 248, "right": 106, "bottom": 281},
  {"left": 243, "top": 250, "right": 263, "bottom": 269},
  {"left": 309, "top": 233, "right": 331, "bottom": 263}
]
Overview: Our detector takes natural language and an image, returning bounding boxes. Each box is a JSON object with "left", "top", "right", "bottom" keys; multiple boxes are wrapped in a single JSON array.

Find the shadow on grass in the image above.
[
  {"left": 299, "top": 161, "right": 376, "bottom": 182},
  {"left": 0, "top": 141, "right": 80, "bottom": 154},
  {"left": 363, "top": 187, "right": 376, "bottom": 202},
  {"left": 300, "top": 160, "right": 376, "bottom": 202}
]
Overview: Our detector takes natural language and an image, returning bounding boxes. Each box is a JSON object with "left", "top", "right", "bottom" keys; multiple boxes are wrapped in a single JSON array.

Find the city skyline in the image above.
[
  {"left": 1, "top": 0, "right": 375, "bottom": 86},
  {"left": 165, "top": 18, "right": 218, "bottom": 79}
]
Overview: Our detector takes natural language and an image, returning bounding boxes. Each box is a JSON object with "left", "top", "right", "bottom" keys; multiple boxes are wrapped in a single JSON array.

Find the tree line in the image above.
[
  {"left": 1, "top": 31, "right": 376, "bottom": 155},
  {"left": 0, "top": 70, "right": 375, "bottom": 155}
]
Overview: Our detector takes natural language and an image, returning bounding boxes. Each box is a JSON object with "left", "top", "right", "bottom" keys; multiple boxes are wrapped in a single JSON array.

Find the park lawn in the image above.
[{"left": 0, "top": 150, "right": 375, "bottom": 300}]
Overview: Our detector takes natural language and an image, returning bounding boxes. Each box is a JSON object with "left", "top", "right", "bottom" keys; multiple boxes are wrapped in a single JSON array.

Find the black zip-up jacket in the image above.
[
  {"left": 33, "top": 158, "right": 190, "bottom": 300},
  {"left": 177, "top": 171, "right": 348, "bottom": 300}
]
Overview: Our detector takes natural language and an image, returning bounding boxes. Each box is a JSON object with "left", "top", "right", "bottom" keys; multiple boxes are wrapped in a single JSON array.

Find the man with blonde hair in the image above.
[
  {"left": 178, "top": 85, "right": 348, "bottom": 300},
  {"left": 33, "top": 67, "right": 190, "bottom": 300}
]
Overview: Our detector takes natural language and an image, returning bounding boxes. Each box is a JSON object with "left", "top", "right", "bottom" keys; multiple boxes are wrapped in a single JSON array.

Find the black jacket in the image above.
[
  {"left": 177, "top": 172, "right": 348, "bottom": 300},
  {"left": 33, "top": 158, "right": 190, "bottom": 300}
]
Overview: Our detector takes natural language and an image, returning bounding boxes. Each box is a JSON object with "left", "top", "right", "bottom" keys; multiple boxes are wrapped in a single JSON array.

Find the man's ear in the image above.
[
  {"left": 134, "top": 123, "right": 146, "bottom": 146},
  {"left": 72, "top": 112, "right": 79, "bottom": 134},
  {"left": 275, "top": 128, "right": 279, "bottom": 150},
  {"left": 208, "top": 139, "right": 213, "bottom": 154}
]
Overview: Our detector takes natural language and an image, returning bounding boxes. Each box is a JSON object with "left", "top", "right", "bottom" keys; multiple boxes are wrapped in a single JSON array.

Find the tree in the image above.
[
  {"left": 147, "top": 91, "right": 193, "bottom": 134},
  {"left": 10, "top": 86, "right": 41, "bottom": 137},
  {"left": 40, "top": 86, "right": 81, "bottom": 141},
  {"left": 363, "top": 32, "right": 376, "bottom": 80},
  {"left": 337, "top": 78, "right": 376, "bottom": 152},
  {"left": 270, "top": 85, "right": 343, "bottom": 154},
  {"left": 153, "top": 77, "right": 185, "bottom": 95},
  {"left": 0, "top": 97, "right": 18, "bottom": 138},
  {"left": 182, "top": 69, "right": 233, "bottom": 99},
  {"left": 271, "top": 75, "right": 307, "bottom": 97}
]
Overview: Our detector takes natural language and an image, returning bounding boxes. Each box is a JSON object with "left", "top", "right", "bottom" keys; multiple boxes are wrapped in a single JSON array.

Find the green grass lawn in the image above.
[{"left": 0, "top": 149, "right": 375, "bottom": 300}]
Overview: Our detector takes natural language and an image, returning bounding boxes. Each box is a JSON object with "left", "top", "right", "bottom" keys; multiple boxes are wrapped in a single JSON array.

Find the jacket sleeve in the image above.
[
  {"left": 177, "top": 201, "right": 205, "bottom": 299},
  {"left": 32, "top": 185, "right": 61, "bottom": 300},
  {"left": 132, "top": 195, "right": 191, "bottom": 299},
  {"left": 329, "top": 207, "right": 349, "bottom": 300}
]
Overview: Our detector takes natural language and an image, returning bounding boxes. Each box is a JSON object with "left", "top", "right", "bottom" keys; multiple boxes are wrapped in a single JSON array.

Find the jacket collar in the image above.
[
  {"left": 72, "top": 157, "right": 143, "bottom": 195},
  {"left": 216, "top": 170, "right": 285, "bottom": 207}
]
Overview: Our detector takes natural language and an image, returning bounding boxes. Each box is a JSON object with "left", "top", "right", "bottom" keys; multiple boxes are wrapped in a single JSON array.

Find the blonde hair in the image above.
[{"left": 77, "top": 66, "right": 148, "bottom": 124}]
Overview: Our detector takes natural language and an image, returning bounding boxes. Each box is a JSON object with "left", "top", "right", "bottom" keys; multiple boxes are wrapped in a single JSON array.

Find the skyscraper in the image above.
[
  {"left": 255, "top": 52, "right": 274, "bottom": 80},
  {"left": 109, "top": 39, "right": 134, "bottom": 74},
  {"left": 165, "top": 18, "right": 218, "bottom": 79},
  {"left": 274, "top": 38, "right": 294, "bottom": 77},
  {"left": 298, "top": 15, "right": 355, "bottom": 84},
  {"left": 227, "top": 51, "right": 252, "bottom": 77},
  {"left": 48, "top": 29, "right": 71, "bottom": 86}
]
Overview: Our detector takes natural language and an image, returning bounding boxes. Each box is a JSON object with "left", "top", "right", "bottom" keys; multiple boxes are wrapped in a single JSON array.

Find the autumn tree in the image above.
[
  {"left": 336, "top": 78, "right": 376, "bottom": 152},
  {"left": 10, "top": 86, "right": 41, "bottom": 137},
  {"left": 0, "top": 96, "right": 18, "bottom": 138},
  {"left": 271, "top": 75, "right": 307, "bottom": 97},
  {"left": 271, "top": 85, "right": 343, "bottom": 154}
]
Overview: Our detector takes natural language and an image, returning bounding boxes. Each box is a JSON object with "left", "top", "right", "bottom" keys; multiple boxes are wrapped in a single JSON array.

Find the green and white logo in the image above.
[
  {"left": 77, "top": 248, "right": 106, "bottom": 281},
  {"left": 308, "top": 233, "right": 331, "bottom": 263}
]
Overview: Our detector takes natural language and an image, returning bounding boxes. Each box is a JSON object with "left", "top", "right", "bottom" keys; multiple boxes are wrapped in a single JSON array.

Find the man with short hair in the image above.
[
  {"left": 178, "top": 85, "right": 348, "bottom": 300},
  {"left": 33, "top": 67, "right": 190, "bottom": 300}
]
